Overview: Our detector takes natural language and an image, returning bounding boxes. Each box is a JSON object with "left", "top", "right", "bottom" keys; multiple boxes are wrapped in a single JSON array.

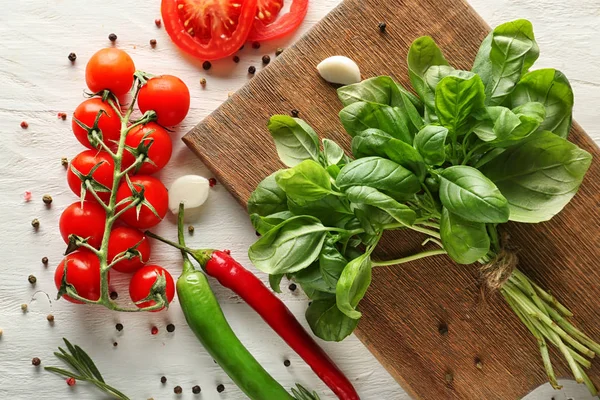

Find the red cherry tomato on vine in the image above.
[
  {"left": 129, "top": 265, "right": 175, "bottom": 311},
  {"left": 59, "top": 201, "right": 107, "bottom": 249},
  {"left": 85, "top": 48, "right": 135, "bottom": 96},
  {"left": 115, "top": 176, "right": 168, "bottom": 229},
  {"left": 67, "top": 150, "right": 115, "bottom": 203},
  {"left": 137, "top": 75, "right": 190, "bottom": 126},
  {"left": 107, "top": 227, "right": 152, "bottom": 273},
  {"left": 122, "top": 123, "right": 172, "bottom": 175},
  {"left": 161, "top": 0, "right": 258, "bottom": 61},
  {"left": 72, "top": 98, "right": 121, "bottom": 149},
  {"left": 248, "top": 0, "right": 308, "bottom": 42},
  {"left": 54, "top": 249, "right": 104, "bottom": 304}
]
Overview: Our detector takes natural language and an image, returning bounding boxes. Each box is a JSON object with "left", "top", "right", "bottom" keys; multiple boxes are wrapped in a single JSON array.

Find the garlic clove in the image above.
[
  {"left": 168, "top": 175, "right": 210, "bottom": 216},
  {"left": 317, "top": 56, "right": 361, "bottom": 85}
]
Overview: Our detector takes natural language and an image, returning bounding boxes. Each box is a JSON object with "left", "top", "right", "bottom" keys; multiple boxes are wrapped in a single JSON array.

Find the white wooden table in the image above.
[{"left": 0, "top": 1, "right": 598, "bottom": 399}]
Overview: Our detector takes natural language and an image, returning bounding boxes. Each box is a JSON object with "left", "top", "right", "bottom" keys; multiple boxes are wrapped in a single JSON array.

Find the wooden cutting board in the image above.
[{"left": 183, "top": 0, "right": 600, "bottom": 398}]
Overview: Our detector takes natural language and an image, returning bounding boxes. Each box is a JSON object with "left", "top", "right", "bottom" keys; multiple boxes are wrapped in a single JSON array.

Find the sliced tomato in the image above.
[
  {"left": 162, "top": 0, "right": 258, "bottom": 61},
  {"left": 248, "top": 0, "right": 308, "bottom": 42},
  {"left": 255, "top": 0, "right": 283, "bottom": 24}
]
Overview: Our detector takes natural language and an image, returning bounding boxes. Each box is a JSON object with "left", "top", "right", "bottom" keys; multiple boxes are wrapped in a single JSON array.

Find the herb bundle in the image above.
[{"left": 247, "top": 19, "right": 598, "bottom": 393}]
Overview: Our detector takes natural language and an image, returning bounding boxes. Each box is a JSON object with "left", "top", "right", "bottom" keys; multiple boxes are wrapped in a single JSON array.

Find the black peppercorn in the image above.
[
  {"left": 28, "top": 275, "right": 37, "bottom": 285},
  {"left": 108, "top": 33, "right": 117, "bottom": 42},
  {"left": 113, "top": 342, "right": 118, "bottom": 347},
  {"left": 68, "top": 52, "right": 77, "bottom": 62},
  {"left": 115, "top": 323, "right": 124, "bottom": 332},
  {"left": 42, "top": 194, "right": 53, "bottom": 205},
  {"left": 248, "top": 65, "right": 256, "bottom": 74},
  {"left": 288, "top": 283, "right": 297, "bottom": 292},
  {"left": 174, "top": 386, "right": 182, "bottom": 394},
  {"left": 275, "top": 48, "right": 284, "bottom": 57},
  {"left": 216, "top": 384, "right": 225, "bottom": 393},
  {"left": 188, "top": 225, "right": 195, "bottom": 234},
  {"left": 283, "top": 359, "right": 291, "bottom": 367},
  {"left": 166, "top": 323, "right": 175, "bottom": 333},
  {"left": 251, "top": 41, "right": 260, "bottom": 49},
  {"left": 150, "top": 39, "right": 157, "bottom": 47},
  {"left": 31, "top": 219, "right": 40, "bottom": 229},
  {"left": 475, "top": 357, "right": 483, "bottom": 369},
  {"left": 110, "top": 291, "right": 118, "bottom": 300},
  {"left": 262, "top": 55, "right": 270, "bottom": 65},
  {"left": 378, "top": 22, "right": 387, "bottom": 33},
  {"left": 192, "top": 385, "right": 201, "bottom": 394},
  {"left": 233, "top": 55, "right": 240, "bottom": 63},
  {"left": 203, "top": 61, "right": 212, "bottom": 70},
  {"left": 291, "top": 109, "right": 300, "bottom": 118},
  {"left": 161, "top": 376, "right": 167, "bottom": 384},
  {"left": 47, "top": 314, "right": 54, "bottom": 322},
  {"left": 42, "top": 256, "right": 49, "bottom": 265},
  {"left": 438, "top": 323, "right": 448, "bottom": 336},
  {"left": 32, "top": 357, "right": 41, "bottom": 366}
]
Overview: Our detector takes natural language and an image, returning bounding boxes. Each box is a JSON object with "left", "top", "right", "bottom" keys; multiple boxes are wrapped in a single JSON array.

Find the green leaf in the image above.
[
  {"left": 295, "top": 262, "right": 336, "bottom": 293},
  {"left": 248, "top": 216, "right": 329, "bottom": 274},
  {"left": 407, "top": 36, "right": 449, "bottom": 101},
  {"left": 247, "top": 172, "right": 288, "bottom": 217},
  {"left": 268, "top": 115, "right": 320, "bottom": 167},
  {"left": 339, "top": 101, "right": 417, "bottom": 144},
  {"left": 480, "top": 131, "right": 592, "bottom": 222},
  {"left": 336, "top": 156, "right": 422, "bottom": 200},
  {"left": 435, "top": 73, "right": 486, "bottom": 136},
  {"left": 322, "top": 139, "right": 346, "bottom": 166},
  {"left": 353, "top": 204, "right": 395, "bottom": 246},
  {"left": 439, "top": 165, "right": 509, "bottom": 223},
  {"left": 319, "top": 241, "right": 349, "bottom": 289},
  {"left": 422, "top": 65, "right": 456, "bottom": 122},
  {"left": 351, "top": 128, "right": 427, "bottom": 181},
  {"left": 269, "top": 274, "right": 284, "bottom": 293},
  {"left": 413, "top": 125, "right": 448, "bottom": 165},
  {"left": 473, "top": 104, "right": 544, "bottom": 146},
  {"left": 510, "top": 69, "right": 573, "bottom": 138},
  {"left": 344, "top": 186, "right": 417, "bottom": 226},
  {"left": 440, "top": 208, "right": 490, "bottom": 264},
  {"left": 250, "top": 211, "right": 294, "bottom": 236},
  {"left": 336, "top": 253, "right": 372, "bottom": 319},
  {"left": 472, "top": 19, "right": 539, "bottom": 106},
  {"left": 287, "top": 195, "right": 354, "bottom": 228},
  {"left": 276, "top": 160, "right": 334, "bottom": 204},
  {"left": 306, "top": 298, "right": 359, "bottom": 342},
  {"left": 337, "top": 76, "right": 422, "bottom": 111}
]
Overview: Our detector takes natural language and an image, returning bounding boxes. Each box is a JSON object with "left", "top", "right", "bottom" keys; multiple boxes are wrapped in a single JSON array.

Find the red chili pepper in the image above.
[{"left": 201, "top": 250, "right": 360, "bottom": 400}]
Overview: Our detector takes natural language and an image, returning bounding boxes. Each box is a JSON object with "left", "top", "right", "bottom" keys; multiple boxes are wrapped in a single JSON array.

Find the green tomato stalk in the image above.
[{"left": 59, "top": 73, "right": 168, "bottom": 312}]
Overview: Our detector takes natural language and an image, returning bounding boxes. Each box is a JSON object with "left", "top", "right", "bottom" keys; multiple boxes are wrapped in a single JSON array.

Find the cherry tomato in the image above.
[
  {"left": 107, "top": 227, "right": 152, "bottom": 273},
  {"left": 59, "top": 201, "right": 107, "bottom": 249},
  {"left": 72, "top": 98, "right": 121, "bottom": 149},
  {"left": 248, "top": 0, "right": 308, "bottom": 42},
  {"left": 161, "top": 0, "right": 258, "bottom": 61},
  {"left": 115, "top": 176, "right": 168, "bottom": 229},
  {"left": 54, "top": 249, "right": 104, "bottom": 304},
  {"left": 67, "top": 150, "right": 115, "bottom": 203},
  {"left": 129, "top": 265, "right": 175, "bottom": 311},
  {"left": 122, "top": 123, "right": 172, "bottom": 175},
  {"left": 85, "top": 48, "right": 135, "bottom": 96},
  {"left": 138, "top": 75, "right": 190, "bottom": 126}
]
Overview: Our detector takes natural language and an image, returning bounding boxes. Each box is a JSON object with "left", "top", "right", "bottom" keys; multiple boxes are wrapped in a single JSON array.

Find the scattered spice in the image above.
[
  {"left": 42, "top": 256, "right": 49, "bottom": 265},
  {"left": 216, "top": 384, "right": 225, "bottom": 393},
  {"left": 42, "top": 194, "right": 53, "bottom": 205},
  {"left": 199, "top": 78, "right": 207, "bottom": 87},
  {"left": 155, "top": 18, "right": 162, "bottom": 27},
  {"left": 192, "top": 385, "right": 201, "bottom": 394},
  {"left": 445, "top": 372, "right": 453, "bottom": 384},
  {"left": 202, "top": 61, "right": 212, "bottom": 70},
  {"left": 228, "top": 91, "right": 234, "bottom": 98},
  {"left": 283, "top": 359, "right": 291, "bottom": 367},
  {"left": 233, "top": 55, "right": 240, "bottom": 63},
  {"left": 166, "top": 323, "right": 175, "bottom": 333},
  {"left": 115, "top": 323, "right": 124, "bottom": 332},
  {"left": 66, "top": 377, "right": 76, "bottom": 386},
  {"left": 475, "top": 357, "right": 483, "bottom": 370},
  {"left": 57, "top": 112, "right": 67, "bottom": 120},
  {"left": 248, "top": 65, "right": 256, "bottom": 75},
  {"left": 68, "top": 52, "right": 77, "bottom": 62},
  {"left": 61, "top": 157, "right": 69, "bottom": 167},
  {"left": 161, "top": 376, "right": 167, "bottom": 384},
  {"left": 47, "top": 314, "right": 55, "bottom": 323},
  {"left": 110, "top": 291, "right": 118, "bottom": 300},
  {"left": 208, "top": 178, "right": 217, "bottom": 187},
  {"left": 113, "top": 342, "right": 118, "bottom": 347},
  {"left": 31, "top": 218, "right": 40, "bottom": 229},
  {"left": 255, "top": 231, "right": 260, "bottom": 236},
  {"left": 188, "top": 225, "right": 195, "bottom": 234},
  {"left": 151, "top": 326, "right": 159, "bottom": 335},
  {"left": 438, "top": 323, "right": 449, "bottom": 336},
  {"left": 378, "top": 22, "right": 387, "bottom": 33},
  {"left": 288, "top": 283, "right": 297, "bottom": 292},
  {"left": 150, "top": 39, "right": 157, "bottom": 48},
  {"left": 20, "top": 121, "right": 29, "bottom": 129},
  {"left": 275, "top": 48, "right": 284, "bottom": 57},
  {"left": 21, "top": 304, "right": 28, "bottom": 312},
  {"left": 291, "top": 109, "right": 300, "bottom": 118},
  {"left": 252, "top": 41, "right": 261, "bottom": 49},
  {"left": 262, "top": 55, "right": 271, "bottom": 65},
  {"left": 108, "top": 33, "right": 117, "bottom": 42},
  {"left": 174, "top": 386, "right": 183, "bottom": 394},
  {"left": 32, "top": 357, "right": 41, "bottom": 366},
  {"left": 24, "top": 191, "right": 32, "bottom": 202}
]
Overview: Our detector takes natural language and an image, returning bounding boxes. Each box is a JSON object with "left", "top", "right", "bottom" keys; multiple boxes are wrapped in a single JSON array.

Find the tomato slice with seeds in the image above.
[
  {"left": 162, "top": 0, "right": 258, "bottom": 61},
  {"left": 247, "top": 0, "right": 308, "bottom": 42},
  {"left": 255, "top": 0, "right": 283, "bottom": 24}
]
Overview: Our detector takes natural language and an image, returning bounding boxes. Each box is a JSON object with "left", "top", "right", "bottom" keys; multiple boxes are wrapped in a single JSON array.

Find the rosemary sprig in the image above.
[
  {"left": 292, "top": 383, "right": 321, "bottom": 400},
  {"left": 45, "top": 338, "right": 130, "bottom": 400}
]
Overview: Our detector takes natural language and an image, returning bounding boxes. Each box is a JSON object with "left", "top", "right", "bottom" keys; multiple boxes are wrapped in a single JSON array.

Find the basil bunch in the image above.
[{"left": 248, "top": 19, "right": 597, "bottom": 393}]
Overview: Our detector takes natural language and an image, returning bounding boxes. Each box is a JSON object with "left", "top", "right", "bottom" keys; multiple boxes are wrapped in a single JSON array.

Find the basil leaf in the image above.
[
  {"left": 510, "top": 69, "right": 573, "bottom": 138},
  {"left": 306, "top": 298, "right": 359, "bottom": 342},
  {"left": 250, "top": 211, "right": 294, "bottom": 236},
  {"left": 353, "top": 204, "right": 395, "bottom": 246},
  {"left": 422, "top": 65, "right": 456, "bottom": 122},
  {"left": 302, "top": 286, "right": 336, "bottom": 301},
  {"left": 269, "top": 274, "right": 284, "bottom": 293},
  {"left": 435, "top": 73, "right": 486, "bottom": 137},
  {"left": 337, "top": 156, "right": 421, "bottom": 200},
  {"left": 472, "top": 19, "right": 539, "bottom": 106},
  {"left": 408, "top": 36, "right": 449, "bottom": 101},
  {"left": 322, "top": 139, "right": 346, "bottom": 166},
  {"left": 336, "top": 253, "right": 372, "bottom": 319},
  {"left": 248, "top": 216, "right": 329, "bottom": 274},
  {"left": 473, "top": 104, "right": 544, "bottom": 146},
  {"left": 339, "top": 101, "right": 417, "bottom": 144},
  {"left": 439, "top": 165, "right": 509, "bottom": 223},
  {"left": 288, "top": 195, "right": 354, "bottom": 228},
  {"left": 351, "top": 129, "right": 427, "bottom": 181},
  {"left": 413, "top": 125, "right": 448, "bottom": 166},
  {"left": 247, "top": 172, "right": 288, "bottom": 217},
  {"left": 440, "top": 208, "right": 490, "bottom": 264},
  {"left": 480, "top": 131, "right": 592, "bottom": 222},
  {"left": 337, "top": 76, "right": 422, "bottom": 111},
  {"left": 344, "top": 186, "right": 417, "bottom": 226},
  {"left": 295, "top": 262, "right": 335, "bottom": 293},
  {"left": 268, "top": 115, "right": 320, "bottom": 167},
  {"left": 276, "top": 160, "right": 334, "bottom": 204},
  {"left": 319, "top": 242, "right": 348, "bottom": 289}
]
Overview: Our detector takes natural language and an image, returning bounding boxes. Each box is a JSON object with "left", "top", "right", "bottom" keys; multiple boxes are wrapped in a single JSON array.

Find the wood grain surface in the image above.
[{"left": 183, "top": 0, "right": 600, "bottom": 398}]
